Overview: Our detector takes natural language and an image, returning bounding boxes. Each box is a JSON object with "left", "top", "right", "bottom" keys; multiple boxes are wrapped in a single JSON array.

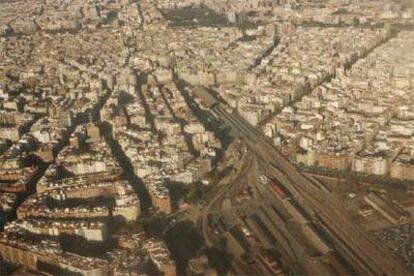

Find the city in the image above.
[{"left": 0, "top": 0, "right": 413, "bottom": 275}]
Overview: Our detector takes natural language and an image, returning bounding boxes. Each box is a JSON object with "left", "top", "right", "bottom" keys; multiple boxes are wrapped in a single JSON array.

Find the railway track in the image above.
[{"left": 209, "top": 104, "right": 407, "bottom": 275}]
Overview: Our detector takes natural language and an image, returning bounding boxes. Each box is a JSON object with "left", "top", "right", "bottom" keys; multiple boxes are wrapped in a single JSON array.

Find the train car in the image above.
[{"left": 269, "top": 179, "right": 287, "bottom": 200}]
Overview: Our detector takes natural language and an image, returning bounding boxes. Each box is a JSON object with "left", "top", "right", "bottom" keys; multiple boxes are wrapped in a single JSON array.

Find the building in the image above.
[
  {"left": 364, "top": 193, "right": 409, "bottom": 225},
  {"left": 143, "top": 238, "right": 176, "bottom": 276},
  {"left": 352, "top": 154, "right": 388, "bottom": 176},
  {"left": 187, "top": 255, "right": 217, "bottom": 276},
  {"left": 318, "top": 152, "right": 351, "bottom": 171}
]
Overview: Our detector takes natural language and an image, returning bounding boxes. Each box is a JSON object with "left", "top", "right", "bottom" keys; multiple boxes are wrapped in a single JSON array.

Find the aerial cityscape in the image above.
[{"left": 0, "top": 0, "right": 413, "bottom": 275}]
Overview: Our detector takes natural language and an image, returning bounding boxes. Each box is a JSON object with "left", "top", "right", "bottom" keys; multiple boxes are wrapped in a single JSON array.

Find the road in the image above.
[
  {"left": 207, "top": 103, "right": 407, "bottom": 275},
  {"left": 200, "top": 151, "right": 254, "bottom": 247}
]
